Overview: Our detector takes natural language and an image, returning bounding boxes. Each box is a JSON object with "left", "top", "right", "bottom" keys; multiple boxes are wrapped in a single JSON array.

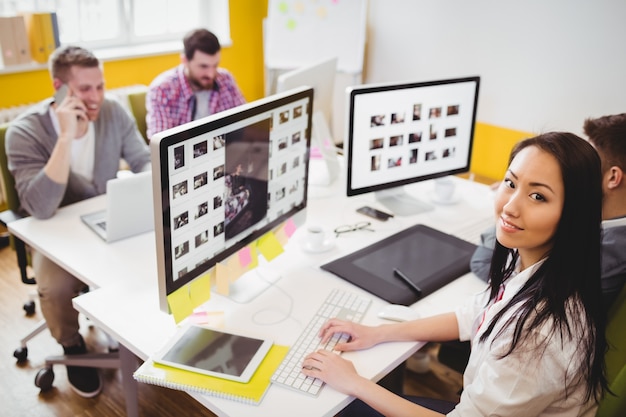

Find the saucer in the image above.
[
  {"left": 300, "top": 239, "right": 335, "bottom": 254},
  {"left": 429, "top": 191, "right": 461, "bottom": 205}
]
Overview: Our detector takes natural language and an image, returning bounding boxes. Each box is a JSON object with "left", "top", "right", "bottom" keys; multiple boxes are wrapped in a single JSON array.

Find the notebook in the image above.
[
  {"left": 134, "top": 344, "right": 289, "bottom": 405},
  {"left": 80, "top": 171, "right": 154, "bottom": 242}
]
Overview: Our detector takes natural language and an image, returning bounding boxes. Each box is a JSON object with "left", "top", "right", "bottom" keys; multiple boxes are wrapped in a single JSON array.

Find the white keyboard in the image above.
[
  {"left": 453, "top": 216, "right": 494, "bottom": 245},
  {"left": 270, "top": 288, "right": 371, "bottom": 396}
]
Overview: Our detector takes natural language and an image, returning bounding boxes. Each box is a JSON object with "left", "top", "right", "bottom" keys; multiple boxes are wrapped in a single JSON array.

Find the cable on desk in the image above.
[{"left": 250, "top": 273, "right": 302, "bottom": 327}]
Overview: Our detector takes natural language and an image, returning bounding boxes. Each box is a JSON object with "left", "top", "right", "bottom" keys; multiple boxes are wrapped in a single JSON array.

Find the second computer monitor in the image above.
[
  {"left": 276, "top": 57, "right": 340, "bottom": 186},
  {"left": 346, "top": 76, "right": 480, "bottom": 216}
]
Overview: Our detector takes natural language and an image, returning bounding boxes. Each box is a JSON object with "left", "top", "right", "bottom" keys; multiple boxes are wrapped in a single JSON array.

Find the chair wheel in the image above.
[
  {"left": 23, "top": 300, "right": 36, "bottom": 316},
  {"left": 35, "top": 367, "right": 55, "bottom": 391},
  {"left": 14, "top": 346, "right": 28, "bottom": 362}
]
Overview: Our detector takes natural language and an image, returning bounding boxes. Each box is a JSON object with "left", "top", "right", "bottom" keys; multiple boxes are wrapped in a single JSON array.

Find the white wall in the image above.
[{"left": 363, "top": 0, "right": 626, "bottom": 136}]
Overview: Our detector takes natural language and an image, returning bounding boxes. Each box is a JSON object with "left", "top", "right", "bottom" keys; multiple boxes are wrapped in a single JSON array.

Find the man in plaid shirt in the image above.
[{"left": 146, "top": 28, "right": 246, "bottom": 139}]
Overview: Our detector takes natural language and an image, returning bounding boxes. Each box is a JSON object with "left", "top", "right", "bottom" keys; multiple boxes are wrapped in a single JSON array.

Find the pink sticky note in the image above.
[
  {"left": 310, "top": 146, "right": 323, "bottom": 159},
  {"left": 238, "top": 246, "right": 252, "bottom": 268},
  {"left": 283, "top": 218, "right": 297, "bottom": 238}
]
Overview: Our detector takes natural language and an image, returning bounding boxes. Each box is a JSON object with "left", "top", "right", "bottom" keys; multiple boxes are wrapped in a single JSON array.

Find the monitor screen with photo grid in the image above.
[
  {"left": 150, "top": 87, "right": 314, "bottom": 312},
  {"left": 345, "top": 76, "right": 480, "bottom": 216}
]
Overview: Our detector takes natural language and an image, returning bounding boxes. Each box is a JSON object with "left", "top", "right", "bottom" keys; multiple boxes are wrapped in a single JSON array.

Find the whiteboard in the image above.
[{"left": 265, "top": 0, "right": 367, "bottom": 74}]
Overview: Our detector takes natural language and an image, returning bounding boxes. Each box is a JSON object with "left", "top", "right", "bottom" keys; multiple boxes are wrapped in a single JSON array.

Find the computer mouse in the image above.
[{"left": 377, "top": 304, "right": 420, "bottom": 322}]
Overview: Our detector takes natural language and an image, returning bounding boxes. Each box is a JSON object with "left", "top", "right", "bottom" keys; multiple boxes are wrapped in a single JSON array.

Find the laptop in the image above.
[{"left": 81, "top": 171, "right": 154, "bottom": 242}]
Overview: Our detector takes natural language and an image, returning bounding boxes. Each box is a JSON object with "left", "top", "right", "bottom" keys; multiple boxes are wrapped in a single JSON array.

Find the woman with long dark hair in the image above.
[{"left": 303, "top": 132, "right": 608, "bottom": 416}]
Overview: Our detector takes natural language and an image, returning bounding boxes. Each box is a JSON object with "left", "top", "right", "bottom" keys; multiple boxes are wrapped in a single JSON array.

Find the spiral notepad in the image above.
[{"left": 133, "top": 344, "right": 288, "bottom": 405}]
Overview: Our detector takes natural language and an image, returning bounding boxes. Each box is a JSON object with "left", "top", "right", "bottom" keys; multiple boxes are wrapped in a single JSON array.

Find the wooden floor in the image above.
[{"left": 0, "top": 239, "right": 462, "bottom": 416}]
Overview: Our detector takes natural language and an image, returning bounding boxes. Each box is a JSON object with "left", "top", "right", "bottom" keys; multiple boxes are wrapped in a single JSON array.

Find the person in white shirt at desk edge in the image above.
[
  {"left": 6, "top": 45, "right": 151, "bottom": 398},
  {"left": 303, "top": 132, "right": 608, "bottom": 416}
]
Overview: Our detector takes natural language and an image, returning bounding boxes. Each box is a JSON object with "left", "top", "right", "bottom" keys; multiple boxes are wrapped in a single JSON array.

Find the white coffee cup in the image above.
[
  {"left": 434, "top": 177, "right": 456, "bottom": 203},
  {"left": 306, "top": 225, "right": 326, "bottom": 249}
]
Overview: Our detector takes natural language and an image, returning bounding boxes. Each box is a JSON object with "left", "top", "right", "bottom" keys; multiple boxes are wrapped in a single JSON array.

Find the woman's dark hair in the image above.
[{"left": 482, "top": 132, "right": 607, "bottom": 402}]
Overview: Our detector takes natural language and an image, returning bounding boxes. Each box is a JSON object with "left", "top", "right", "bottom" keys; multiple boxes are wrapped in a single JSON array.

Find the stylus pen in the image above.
[{"left": 393, "top": 268, "right": 423, "bottom": 297}]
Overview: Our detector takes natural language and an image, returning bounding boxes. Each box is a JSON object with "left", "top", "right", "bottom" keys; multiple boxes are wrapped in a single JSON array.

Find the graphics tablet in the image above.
[
  {"left": 321, "top": 224, "right": 477, "bottom": 305},
  {"left": 152, "top": 324, "right": 273, "bottom": 383}
]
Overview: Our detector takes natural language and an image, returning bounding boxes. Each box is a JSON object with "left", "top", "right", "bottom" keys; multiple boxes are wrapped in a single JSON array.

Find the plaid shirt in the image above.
[{"left": 146, "top": 64, "right": 246, "bottom": 139}]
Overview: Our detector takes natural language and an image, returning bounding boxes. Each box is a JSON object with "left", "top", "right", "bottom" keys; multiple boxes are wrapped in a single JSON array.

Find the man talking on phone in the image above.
[{"left": 6, "top": 45, "right": 151, "bottom": 398}]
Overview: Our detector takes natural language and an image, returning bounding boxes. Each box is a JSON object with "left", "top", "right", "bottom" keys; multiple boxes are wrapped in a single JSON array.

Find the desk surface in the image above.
[{"left": 10, "top": 175, "right": 494, "bottom": 417}]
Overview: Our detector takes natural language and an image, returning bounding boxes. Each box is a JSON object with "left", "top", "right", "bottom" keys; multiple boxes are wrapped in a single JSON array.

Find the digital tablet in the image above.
[
  {"left": 152, "top": 324, "right": 273, "bottom": 383},
  {"left": 321, "top": 224, "right": 477, "bottom": 305}
]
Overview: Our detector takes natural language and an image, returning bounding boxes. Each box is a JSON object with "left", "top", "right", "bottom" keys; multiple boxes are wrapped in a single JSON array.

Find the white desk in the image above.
[{"left": 9, "top": 176, "right": 493, "bottom": 417}]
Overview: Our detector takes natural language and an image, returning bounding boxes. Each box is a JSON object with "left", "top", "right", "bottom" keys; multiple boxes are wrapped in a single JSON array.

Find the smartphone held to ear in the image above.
[
  {"left": 54, "top": 84, "right": 84, "bottom": 121},
  {"left": 356, "top": 206, "right": 394, "bottom": 221},
  {"left": 53, "top": 84, "right": 69, "bottom": 104}
]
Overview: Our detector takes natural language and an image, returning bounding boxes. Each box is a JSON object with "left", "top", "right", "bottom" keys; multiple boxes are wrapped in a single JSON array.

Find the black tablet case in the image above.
[{"left": 320, "top": 224, "right": 477, "bottom": 305}]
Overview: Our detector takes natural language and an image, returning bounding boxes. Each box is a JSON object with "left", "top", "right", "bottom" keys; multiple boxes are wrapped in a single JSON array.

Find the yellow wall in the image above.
[
  {"left": 469, "top": 123, "right": 532, "bottom": 181},
  {"left": 0, "top": 0, "right": 528, "bottom": 181},
  {"left": 0, "top": 0, "right": 268, "bottom": 108}
]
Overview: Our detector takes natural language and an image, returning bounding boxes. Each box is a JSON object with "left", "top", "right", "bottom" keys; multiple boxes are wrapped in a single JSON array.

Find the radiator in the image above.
[{"left": 0, "top": 104, "right": 33, "bottom": 124}]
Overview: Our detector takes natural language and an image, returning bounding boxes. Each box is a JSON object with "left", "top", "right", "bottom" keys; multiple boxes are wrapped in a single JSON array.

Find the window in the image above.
[{"left": 0, "top": 0, "right": 230, "bottom": 53}]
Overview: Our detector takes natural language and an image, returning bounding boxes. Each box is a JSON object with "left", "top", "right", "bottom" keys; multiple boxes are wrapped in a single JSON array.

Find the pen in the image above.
[{"left": 393, "top": 268, "right": 422, "bottom": 296}]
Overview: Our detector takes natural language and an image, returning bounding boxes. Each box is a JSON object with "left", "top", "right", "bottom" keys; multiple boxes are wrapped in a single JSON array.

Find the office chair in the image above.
[
  {"left": 0, "top": 122, "right": 49, "bottom": 363},
  {"left": 0, "top": 122, "right": 121, "bottom": 391},
  {"left": 127, "top": 90, "right": 148, "bottom": 143},
  {"left": 596, "top": 284, "right": 626, "bottom": 417}
]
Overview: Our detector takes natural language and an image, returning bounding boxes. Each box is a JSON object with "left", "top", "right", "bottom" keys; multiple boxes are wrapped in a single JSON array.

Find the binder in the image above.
[
  {"left": 133, "top": 344, "right": 288, "bottom": 405},
  {"left": 0, "top": 16, "right": 19, "bottom": 66},
  {"left": 11, "top": 16, "right": 32, "bottom": 64},
  {"left": 50, "top": 12, "right": 60, "bottom": 50},
  {"left": 40, "top": 12, "right": 58, "bottom": 58},
  {"left": 22, "top": 12, "right": 49, "bottom": 63}
]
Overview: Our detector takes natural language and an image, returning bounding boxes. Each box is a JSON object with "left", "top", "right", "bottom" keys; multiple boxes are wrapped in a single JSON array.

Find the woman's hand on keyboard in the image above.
[
  {"left": 302, "top": 349, "right": 364, "bottom": 395},
  {"left": 318, "top": 318, "right": 380, "bottom": 352}
]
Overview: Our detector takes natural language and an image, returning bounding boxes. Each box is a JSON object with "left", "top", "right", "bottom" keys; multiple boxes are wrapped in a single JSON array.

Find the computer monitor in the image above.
[
  {"left": 151, "top": 87, "right": 314, "bottom": 312},
  {"left": 346, "top": 76, "right": 480, "bottom": 216},
  {"left": 276, "top": 57, "right": 340, "bottom": 186}
]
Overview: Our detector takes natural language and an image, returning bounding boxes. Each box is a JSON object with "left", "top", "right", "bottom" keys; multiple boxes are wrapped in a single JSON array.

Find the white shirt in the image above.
[
  {"left": 451, "top": 261, "right": 597, "bottom": 417},
  {"left": 193, "top": 90, "right": 212, "bottom": 120},
  {"left": 49, "top": 107, "right": 95, "bottom": 182}
]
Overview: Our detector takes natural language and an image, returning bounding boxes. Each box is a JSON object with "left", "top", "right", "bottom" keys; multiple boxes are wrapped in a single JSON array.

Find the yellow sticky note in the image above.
[
  {"left": 227, "top": 254, "right": 247, "bottom": 283},
  {"left": 257, "top": 231, "right": 284, "bottom": 262},
  {"left": 208, "top": 266, "right": 217, "bottom": 287},
  {"left": 274, "top": 224, "right": 289, "bottom": 246},
  {"left": 167, "top": 285, "right": 194, "bottom": 324},
  {"left": 215, "top": 262, "right": 230, "bottom": 296},
  {"left": 189, "top": 272, "right": 211, "bottom": 307},
  {"left": 316, "top": 6, "right": 328, "bottom": 18}
]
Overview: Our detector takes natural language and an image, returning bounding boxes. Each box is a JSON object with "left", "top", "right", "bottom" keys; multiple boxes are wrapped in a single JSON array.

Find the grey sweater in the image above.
[{"left": 6, "top": 98, "right": 151, "bottom": 219}]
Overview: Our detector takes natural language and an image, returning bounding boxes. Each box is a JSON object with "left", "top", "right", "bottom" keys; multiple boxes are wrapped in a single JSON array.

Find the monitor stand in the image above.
[
  {"left": 308, "top": 111, "right": 340, "bottom": 187},
  {"left": 227, "top": 264, "right": 282, "bottom": 304},
  {"left": 375, "top": 187, "right": 434, "bottom": 217}
]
